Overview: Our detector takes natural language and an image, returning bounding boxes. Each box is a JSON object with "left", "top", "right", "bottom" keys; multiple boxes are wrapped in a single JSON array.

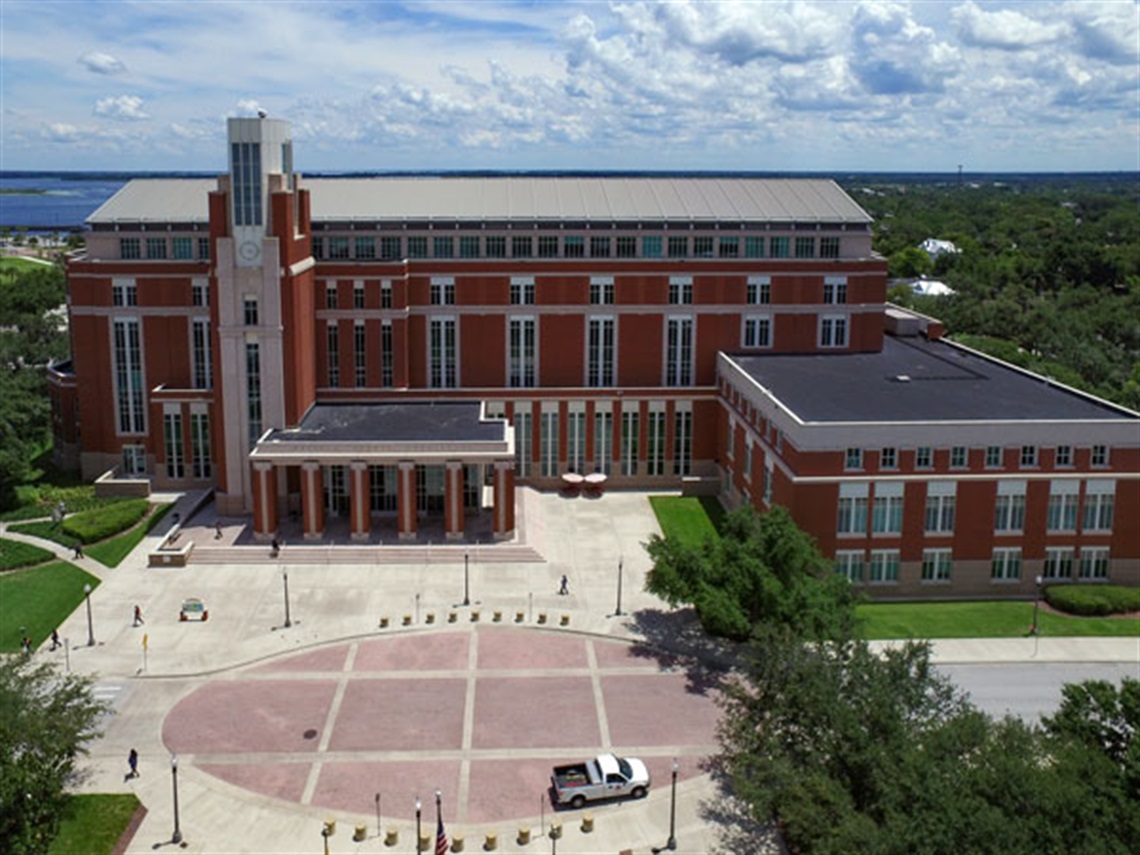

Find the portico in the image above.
[{"left": 248, "top": 402, "right": 515, "bottom": 543}]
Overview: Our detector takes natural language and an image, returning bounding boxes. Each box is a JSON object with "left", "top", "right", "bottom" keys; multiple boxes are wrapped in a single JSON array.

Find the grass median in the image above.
[
  {"left": 48, "top": 794, "right": 141, "bottom": 855},
  {"left": 0, "top": 561, "right": 100, "bottom": 651}
]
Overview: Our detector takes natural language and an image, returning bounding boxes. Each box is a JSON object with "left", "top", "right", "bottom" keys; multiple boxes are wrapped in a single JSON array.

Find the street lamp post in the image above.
[
  {"left": 463, "top": 551, "right": 470, "bottom": 606},
  {"left": 282, "top": 568, "right": 292, "bottom": 628},
  {"left": 1032, "top": 574, "right": 1043, "bottom": 635},
  {"left": 83, "top": 583, "right": 95, "bottom": 647},
  {"left": 614, "top": 558, "right": 624, "bottom": 616},
  {"left": 374, "top": 792, "right": 381, "bottom": 837},
  {"left": 170, "top": 754, "right": 183, "bottom": 845},
  {"left": 666, "top": 758, "right": 679, "bottom": 850},
  {"left": 415, "top": 796, "right": 423, "bottom": 855}
]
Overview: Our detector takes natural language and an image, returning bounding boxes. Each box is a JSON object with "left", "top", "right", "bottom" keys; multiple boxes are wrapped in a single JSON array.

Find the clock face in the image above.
[{"left": 239, "top": 241, "right": 261, "bottom": 262}]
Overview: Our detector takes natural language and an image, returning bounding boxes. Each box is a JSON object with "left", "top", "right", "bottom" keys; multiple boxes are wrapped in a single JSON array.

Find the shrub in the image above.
[
  {"left": 62, "top": 500, "right": 149, "bottom": 545},
  {"left": 1045, "top": 584, "right": 1140, "bottom": 617}
]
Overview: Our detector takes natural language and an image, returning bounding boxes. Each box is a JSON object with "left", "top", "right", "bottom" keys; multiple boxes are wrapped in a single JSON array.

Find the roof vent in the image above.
[{"left": 894, "top": 374, "right": 911, "bottom": 383}]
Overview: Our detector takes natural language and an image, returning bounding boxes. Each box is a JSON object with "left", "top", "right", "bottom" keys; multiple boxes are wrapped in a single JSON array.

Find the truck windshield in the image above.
[{"left": 617, "top": 757, "right": 633, "bottom": 779}]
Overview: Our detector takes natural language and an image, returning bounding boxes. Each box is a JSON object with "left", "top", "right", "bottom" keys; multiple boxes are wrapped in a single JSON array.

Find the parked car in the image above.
[{"left": 551, "top": 754, "right": 650, "bottom": 808}]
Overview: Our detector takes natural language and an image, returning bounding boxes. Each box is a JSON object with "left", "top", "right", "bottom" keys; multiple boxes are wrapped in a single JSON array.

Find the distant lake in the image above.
[{"left": 0, "top": 174, "right": 127, "bottom": 231}]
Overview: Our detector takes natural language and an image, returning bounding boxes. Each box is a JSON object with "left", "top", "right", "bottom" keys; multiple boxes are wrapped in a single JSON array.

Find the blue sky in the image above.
[{"left": 1, "top": 0, "right": 1136, "bottom": 172}]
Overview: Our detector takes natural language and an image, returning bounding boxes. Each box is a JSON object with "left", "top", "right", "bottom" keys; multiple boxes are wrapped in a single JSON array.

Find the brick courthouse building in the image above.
[{"left": 50, "top": 116, "right": 1139, "bottom": 597}]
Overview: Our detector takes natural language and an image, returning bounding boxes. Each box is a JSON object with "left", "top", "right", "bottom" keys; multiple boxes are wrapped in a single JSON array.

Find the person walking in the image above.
[
  {"left": 133, "top": 605, "right": 144, "bottom": 627},
  {"left": 127, "top": 748, "right": 139, "bottom": 779},
  {"left": 50, "top": 629, "right": 61, "bottom": 650},
  {"left": 72, "top": 543, "right": 83, "bottom": 559},
  {"left": 559, "top": 575, "right": 569, "bottom": 595}
]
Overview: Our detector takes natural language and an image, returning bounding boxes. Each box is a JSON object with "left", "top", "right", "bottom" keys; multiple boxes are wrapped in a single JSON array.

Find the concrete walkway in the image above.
[{"left": 11, "top": 487, "right": 1138, "bottom": 854}]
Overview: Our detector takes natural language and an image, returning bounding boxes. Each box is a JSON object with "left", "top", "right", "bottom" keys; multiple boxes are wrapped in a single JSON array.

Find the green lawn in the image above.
[
  {"left": 84, "top": 502, "right": 173, "bottom": 567},
  {"left": 649, "top": 495, "right": 724, "bottom": 548},
  {"left": 858, "top": 600, "right": 1140, "bottom": 639},
  {"left": 48, "top": 793, "right": 141, "bottom": 855},
  {"left": 0, "top": 536, "right": 56, "bottom": 570},
  {"left": 0, "top": 561, "right": 100, "bottom": 651}
]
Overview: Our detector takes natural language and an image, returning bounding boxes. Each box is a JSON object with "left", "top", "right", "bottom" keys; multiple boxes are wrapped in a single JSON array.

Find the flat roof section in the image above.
[
  {"left": 262, "top": 402, "right": 505, "bottom": 444},
  {"left": 731, "top": 336, "right": 1138, "bottom": 424}
]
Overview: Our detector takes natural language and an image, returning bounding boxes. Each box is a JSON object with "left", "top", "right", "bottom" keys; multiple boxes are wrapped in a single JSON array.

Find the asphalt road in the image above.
[{"left": 939, "top": 662, "right": 1138, "bottom": 723}]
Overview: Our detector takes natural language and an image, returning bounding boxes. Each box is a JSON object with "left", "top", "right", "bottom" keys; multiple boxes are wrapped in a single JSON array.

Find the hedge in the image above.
[
  {"left": 1045, "top": 584, "right": 1140, "bottom": 617},
  {"left": 62, "top": 499, "right": 150, "bottom": 545}
]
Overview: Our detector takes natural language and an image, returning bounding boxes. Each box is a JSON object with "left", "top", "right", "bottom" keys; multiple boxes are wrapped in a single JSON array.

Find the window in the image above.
[
  {"left": 1043, "top": 547, "right": 1073, "bottom": 580},
  {"left": 380, "top": 321, "right": 393, "bottom": 387},
  {"left": 743, "top": 315, "right": 771, "bottom": 348},
  {"left": 245, "top": 341, "right": 261, "bottom": 447},
  {"left": 460, "top": 236, "right": 480, "bottom": 258},
  {"left": 616, "top": 236, "right": 637, "bottom": 258},
  {"left": 1079, "top": 547, "right": 1110, "bottom": 580},
  {"left": 112, "top": 319, "right": 145, "bottom": 433},
  {"left": 589, "top": 236, "right": 610, "bottom": 258},
  {"left": 328, "top": 236, "right": 349, "bottom": 259},
  {"left": 564, "top": 235, "right": 584, "bottom": 258},
  {"left": 173, "top": 236, "right": 193, "bottom": 259},
  {"left": 508, "top": 317, "right": 536, "bottom": 388},
  {"left": 511, "top": 235, "right": 533, "bottom": 258},
  {"left": 407, "top": 236, "right": 428, "bottom": 258},
  {"left": 823, "top": 276, "right": 847, "bottom": 304},
  {"left": 1083, "top": 481, "right": 1114, "bottom": 532},
  {"left": 820, "top": 236, "right": 840, "bottom": 258},
  {"left": 620, "top": 409, "right": 640, "bottom": 477},
  {"left": 743, "top": 441, "right": 753, "bottom": 481},
  {"left": 1047, "top": 482, "right": 1079, "bottom": 532},
  {"left": 539, "top": 409, "right": 559, "bottom": 478},
  {"left": 486, "top": 236, "right": 507, "bottom": 258},
  {"left": 1091, "top": 445, "right": 1109, "bottom": 467},
  {"left": 872, "top": 484, "right": 904, "bottom": 534},
  {"left": 1053, "top": 445, "right": 1072, "bottom": 467},
  {"left": 429, "top": 318, "right": 457, "bottom": 388},
  {"left": 538, "top": 235, "right": 559, "bottom": 258},
  {"left": 835, "top": 551, "right": 864, "bottom": 584},
  {"left": 380, "top": 236, "right": 402, "bottom": 260},
  {"left": 744, "top": 236, "right": 765, "bottom": 258},
  {"left": 762, "top": 462, "right": 773, "bottom": 504},
  {"left": 994, "top": 482, "right": 1027, "bottom": 532},
  {"left": 769, "top": 236, "right": 789, "bottom": 258},
  {"left": 164, "top": 411, "right": 184, "bottom": 479},
  {"left": 191, "top": 319, "right": 212, "bottom": 389},
  {"left": 673, "top": 407, "right": 692, "bottom": 476},
  {"left": 667, "top": 236, "right": 687, "bottom": 258},
  {"left": 746, "top": 275, "right": 771, "bottom": 305},
  {"left": 668, "top": 277, "right": 693, "bottom": 305},
  {"left": 880, "top": 447, "right": 897, "bottom": 470},
  {"left": 590, "top": 278, "right": 614, "bottom": 305},
  {"left": 381, "top": 280, "right": 392, "bottom": 309},
  {"left": 925, "top": 484, "right": 956, "bottom": 533},
  {"left": 325, "top": 283, "right": 338, "bottom": 309},
  {"left": 197, "top": 237, "right": 210, "bottom": 259},
  {"left": 231, "top": 141, "right": 262, "bottom": 226},
  {"left": 646, "top": 409, "right": 666, "bottom": 476},
  {"left": 510, "top": 277, "right": 535, "bottom": 305},
  {"left": 794, "top": 236, "right": 815, "bottom": 258},
  {"left": 1020, "top": 445, "right": 1038, "bottom": 467},
  {"left": 819, "top": 315, "right": 847, "bottom": 348},
  {"left": 354, "top": 321, "right": 366, "bottom": 387},
  {"left": 433, "top": 236, "right": 454, "bottom": 258},
  {"left": 514, "top": 409, "right": 532, "bottom": 478},
  {"left": 664, "top": 317, "right": 693, "bottom": 386},
  {"left": 122, "top": 445, "right": 146, "bottom": 476},
  {"left": 718, "top": 236, "right": 739, "bottom": 258},
  {"left": 985, "top": 446, "right": 1003, "bottom": 468},
  {"left": 837, "top": 492, "right": 869, "bottom": 536},
  {"left": 915, "top": 447, "right": 932, "bottom": 469},
  {"left": 430, "top": 278, "right": 455, "bottom": 305},
  {"left": 868, "top": 550, "right": 900, "bottom": 583},
  {"left": 312, "top": 237, "right": 325, "bottom": 259},
  {"left": 112, "top": 280, "right": 137, "bottom": 306},
  {"left": 845, "top": 448, "right": 863, "bottom": 470},
  {"left": 326, "top": 322, "right": 340, "bottom": 387},
  {"left": 693, "top": 236, "right": 714, "bottom": 257},
  {"left": 595, "top": 409, "right": 613, "bottom": 474},
  {"left": 921, "top": 549, "right": 952, "bottom": 582},
  {"left": 991, "top": 548, "right": 1022, "bottom": 581},
  {"left": 950, "top": 446, "right": 968, "bottom": 468},
  {"left": 243, "top": 297, "right": 259, "bottom": 326},
  {"left": 642, "top": 236, "right": 662, "bottom": 258},
  {"left": 567, "top": 409, "right": 585, "bottom": 473},
  {"left": 587, "top": 317, "right": 615, "bottom": 387},
  {"left": 190, "top": 411, "right": 211, "bottom": 479},
  {"left": 355, "top": 236, "right": 375, "bottom": 259},
  {"left": 354, "top": 281, "right": 365, "bottom": 309}
]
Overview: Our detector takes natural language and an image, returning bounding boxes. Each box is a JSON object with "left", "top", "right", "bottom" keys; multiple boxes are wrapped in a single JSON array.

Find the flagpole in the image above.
[{"left": 435, "top": 789, "right": 446, "bottom": 855}]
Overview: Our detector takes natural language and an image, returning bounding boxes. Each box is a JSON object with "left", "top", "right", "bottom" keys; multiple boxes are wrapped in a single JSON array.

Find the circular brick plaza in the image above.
[{"left": 162, "top": 626, "right": 722, "bottom": 826}]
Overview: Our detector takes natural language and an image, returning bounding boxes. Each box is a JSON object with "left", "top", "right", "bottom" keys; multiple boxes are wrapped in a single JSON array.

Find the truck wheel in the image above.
[
  {"left": 570, "top": 795, "right": 586, "bottom": 810},
  {"left": 631, "top": 786, "right": 647, "bottom": 800}
]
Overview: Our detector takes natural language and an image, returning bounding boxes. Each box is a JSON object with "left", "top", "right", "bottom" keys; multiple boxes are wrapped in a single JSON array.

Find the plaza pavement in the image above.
[{"left": 7, "top": 488, "right": 1138, "bottom": 855}]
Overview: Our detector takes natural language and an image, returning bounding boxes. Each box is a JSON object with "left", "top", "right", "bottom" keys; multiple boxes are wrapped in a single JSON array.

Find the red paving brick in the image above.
[
  {"left": 476, "top": 627, "right": 589, "bottom": 670},
  {"left": 466, "top": 757, "right": 573, "bottom": 823},
  {"left": 311, "top": 760, "right": 461, "bottom": 819},
  {"left": 601, "top": 674, "right": 720, "bottom": 747},
  {"left": 353, "top": 631, "right": 471, "bottom": 672},
  {"left": 197, "top": 762, "right": 311, "bottom": 803},
  {"left": 472, "top": 676, "right": 599, "bottom": 749},
  {"left": 328, "top": 679, "right": 467, "bottom": 751},
  {"left": 249, "top": 644, "right": 349, "bottom": 673},
  {"left": 592, "top": 636, "right": 684, "bottom": 671}
]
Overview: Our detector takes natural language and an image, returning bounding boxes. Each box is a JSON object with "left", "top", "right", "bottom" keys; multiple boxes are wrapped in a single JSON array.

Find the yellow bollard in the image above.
[
  {"left": 449, "top": 611, "right": 458, "bottom": 623},
  {"left": 537, "top": 612, "right": 547, "bottom": 624},
  {"left": 549, "top": 820, "right": 562, "bottom": 840},
  {"left": 493, "top": 609, "right": 503, "bottom": 622},
  {"left": 560, "top": 613, "right": 570, "bottom": 626},
  {"left": 517, "top": 826, "right": 531, "bottom": 845},
  {"left": 353, "top": 823, "right": 367, "bottom": 842},
  {"left": 484, "top": 830, "right": 498, "bottom": 850},
  {"left": 426, "top": 612, "right": 435, "bottom": 624},
  {"left": 451, "top": 832, "right": 465, "bottom": 852},
  {"left": 385, "top": 826, "right": 399, "bottom": 846},
  {"left": 379, "top": 616, "right": 389, "bottom": 628},
  {"left": 581, "top": 813, "right": 594, "bottom": 833},
  {"left": 419, "top": 831, "right": 431, "bottom": 851}
]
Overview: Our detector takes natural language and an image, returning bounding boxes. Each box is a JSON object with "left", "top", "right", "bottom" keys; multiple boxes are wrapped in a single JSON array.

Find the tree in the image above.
[
  {"left": 644, "top": 505, "right": 857, "bottom": 641},
  {"left": 0, "top": 655, "right": 110, "bottom": 855}
]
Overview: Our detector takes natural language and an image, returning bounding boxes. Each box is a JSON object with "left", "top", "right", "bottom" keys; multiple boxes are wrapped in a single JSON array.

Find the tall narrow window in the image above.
[
  {"left": 381, "top": 280, "right": 392, "bottom": 309},
  {"left": 746, "top": 275, "right": 771, "bottom": 305},
  {"left": 823, "top": 276, "right": 847, "bottom": 304},
  {"left": 354, "top": 320, "right": 367, "bottom": 387},
  {"left": 646, "top": 409, "right": 666, "bottom": 476},
  {"left": 589, "top": 278, "right": 614, "bottom": 305},
  {"left": 668, "top": 277, "right": 693, "bottom": 305},
  {"left": 354, "top": 281, "right": 365, "bottom": 309},
  {"left": 837, "top": 484, "right": 869, "bottom": 535},
  {"left": 587, "top": 317, "right": 615, "bottom": 387},
  {"left": 1047, "top": 482, "right": 1079, "bottom": 532},
  {"left": 510, "top": 277, "right": 535, "bottom": 305},
  {"left": 326, "top": 322, "right": 340, "bottom": 387},
  {"left": 190, "top": 411, "right": 211, "bottom": 479},
  {"left": 819, "top": 315, "right": 847, "bottom": 348},
  {"left": 243, "top": 297, "right": 259, "bottom": 326},
  {"left": 113, "top": 318, "right": 146, "bottom": 433},
  {"left": 540, "top": 409, "right": 559, "bottom": 477},
  {"left": 163, "top": 411, "right": 184, "bottom": 479},
  {"left": 429, "top": 318, "right": 457, "bottom": 388},
  {"left": 508, "top": 317, "right": 536, "bottom": 388},
  {"left": 924, "top": 483, "right": 956, "bottom": 533},
  {"left": 514, "top": 409, "right": 532, "bottom": 479},
  {"left": 1083, "top": 481, "right": 1115, "bottom": 532},
  {"left": 994, "top": 482, "right": 1027, "bottom": 532},
  {"left": 621, "top": 410, "right": 639, "bottom": 477},
  {"left": 246, "top": 341, "right": 262, "bottom": 447},
  {"left": 872, "top": 484, "right": 904, "bottom": 534},
  {"left": 594, "top": 409, "right": 613, "bottom": 475},
  {"left": 231, "top": 141, "right": 263, "bottom": 226},
  {"left": 191, "top": 319, "right": 212, "bottom": 389},
  {"left": 567, "top": 409, "right": 586, "bottom": 473},
  {"left": 430, "top": 278, "right": 455, "bottom": 305},
  {"left": 665, "top": 317, "right": 693, "bottom": 386},
  {"left": 380, "top": 321, "right": 393, "bottom": 387},
  {"left": 743, "top": 316, "right": 771, "bottom": 348},
  {"left": 673, "top": 407, "right": 692, "bottom": 476}
]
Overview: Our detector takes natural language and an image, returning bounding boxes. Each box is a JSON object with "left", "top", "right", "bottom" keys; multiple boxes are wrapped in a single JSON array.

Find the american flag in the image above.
[{"left": 435, "top": 814, "right": 448, "bottom": 855}]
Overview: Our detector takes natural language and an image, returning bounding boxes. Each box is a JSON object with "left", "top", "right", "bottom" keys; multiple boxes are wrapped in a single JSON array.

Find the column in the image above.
[
  {"left": 350, "top": 461, "right": 370, "bottom": 542},
  {"left": 252, "top": 461, "right": 278, "bottom": 541},
  {"left": 444, "top": 461, "right": 465, "bottom": 541},
  {"left": 492, "top": 460, "right": 515, "bottom": 540},
  {"left": 301, "top": 461, "right": 325, "bottom": 541},
  {"left": 397, "top": 460, "right": 417, "bottom": 542}
]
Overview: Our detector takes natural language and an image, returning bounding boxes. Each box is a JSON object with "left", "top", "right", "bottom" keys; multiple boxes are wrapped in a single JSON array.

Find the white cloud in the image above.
[
  {"left": 94, "top": 95, "right": 149, "bottom": 121},
  {"left": 42, "top": 123, "right": 80, "bottom": 142},
  {"left": 951, "top": 1, "right": 1065, "bottom": 50},
  {"left": 78, "top": 51, "right": 126, "bottom": 75},
  {"left": 1064, "top": 1, "right": 1140, "bottom": 65}
]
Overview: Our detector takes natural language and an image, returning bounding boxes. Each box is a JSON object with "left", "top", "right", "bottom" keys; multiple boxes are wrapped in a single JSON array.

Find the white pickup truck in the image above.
[{"left": 550, "top": 754, "right": 651, "bottom": 808}]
